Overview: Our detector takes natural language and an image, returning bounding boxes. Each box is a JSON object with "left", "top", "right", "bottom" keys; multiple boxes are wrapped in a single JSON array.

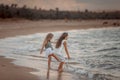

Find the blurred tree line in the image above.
[{"left": 0, "top": 4, "right": 120, "bottom": 20}]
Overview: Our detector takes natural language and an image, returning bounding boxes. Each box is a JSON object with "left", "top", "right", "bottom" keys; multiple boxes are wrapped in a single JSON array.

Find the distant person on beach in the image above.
[
  {"left": 54, "top": 32, "right": 70, "bottom": 72},
  {"left": 40, "top": 33, "right": 60, "bottom": 69}
]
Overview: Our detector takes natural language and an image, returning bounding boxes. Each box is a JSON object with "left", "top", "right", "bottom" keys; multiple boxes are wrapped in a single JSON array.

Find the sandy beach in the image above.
[
  {"left": 0, "top": 19, "right": 119, "bottom": 38},
  {"left": 0, "top": 19, "right": 120, "bottom": 80},
  {"left": 0, "top": 56, "right": 39, "bottom": 80}
]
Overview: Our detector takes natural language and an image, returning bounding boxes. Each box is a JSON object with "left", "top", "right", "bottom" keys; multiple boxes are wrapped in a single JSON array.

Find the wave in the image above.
[{"left": 96, "top": 47, "right": 120, "bottom": 52}]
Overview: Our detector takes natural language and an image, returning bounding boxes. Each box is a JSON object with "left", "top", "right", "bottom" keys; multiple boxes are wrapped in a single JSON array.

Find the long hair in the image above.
[
  {"left": 44, "top": 33, "right": 53, "bottom": 43},
  {"left": 56, "top": 32, "right": 68, "bottom": 48}
]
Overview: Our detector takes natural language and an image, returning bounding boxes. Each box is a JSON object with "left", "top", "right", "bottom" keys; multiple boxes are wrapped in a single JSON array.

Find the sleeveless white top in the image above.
[
  {"left": 54, "top": 40, "right": 66, "bottom": 62},
  {"left": 54, "top": 40, "right": 66, "bottom": 54}
]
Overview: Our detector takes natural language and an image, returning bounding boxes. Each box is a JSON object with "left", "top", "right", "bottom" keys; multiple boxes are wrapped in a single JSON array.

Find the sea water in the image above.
[{"left": 0, "top": 27, "right": 120, "bottom": 80}]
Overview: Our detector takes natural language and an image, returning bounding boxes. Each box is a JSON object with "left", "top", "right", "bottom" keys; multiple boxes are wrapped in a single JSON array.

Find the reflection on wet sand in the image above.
[
  {"left": 47, "top": 69, "right": 50, "bottom": 79},
  {"left": 57, "top": 72, "right": 62, "bottom": 80},
  {"left": 47, "top": 68, "right": 63, "bottom": 80}
]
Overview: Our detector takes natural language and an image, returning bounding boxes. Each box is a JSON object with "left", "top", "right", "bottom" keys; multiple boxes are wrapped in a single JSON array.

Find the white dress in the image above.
[{"left": 54, "top": 40, "right": 66, "bottom": 62}]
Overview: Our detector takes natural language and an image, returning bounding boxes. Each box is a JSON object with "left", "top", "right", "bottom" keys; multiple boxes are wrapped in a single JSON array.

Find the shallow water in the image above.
[{"left": 0, "top": 27, "right": 120, "bottom": 80}]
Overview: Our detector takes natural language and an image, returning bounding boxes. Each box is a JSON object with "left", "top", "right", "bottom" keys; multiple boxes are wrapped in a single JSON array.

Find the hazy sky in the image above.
[{"left": 0, "top": 0, "right": 120, "bottom": 11}]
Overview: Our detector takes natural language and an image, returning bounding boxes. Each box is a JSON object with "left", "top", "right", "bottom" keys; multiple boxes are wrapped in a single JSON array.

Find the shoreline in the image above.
[
  {"left": 0, "top": 20, "right": 120, "bottom": 80},
  {"left": 0, "top": 56, "right": 39, "bottom": 80}
]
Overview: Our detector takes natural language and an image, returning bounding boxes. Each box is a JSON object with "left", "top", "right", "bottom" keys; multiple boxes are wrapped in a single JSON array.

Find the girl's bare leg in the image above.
[
  {"left": 49, "top": 54, "right": 60, "bottom": 62},
  {"left": 52, "top": 54, "right": 61, "bottom": 62},
  {"left": 58, "top": 62, "right": 64, "bottom": 72},
  {"left": 48, "top": 53, "right": 64, "bottom": 71},
  {"left": 48, "top": 55, "right": 52, "bottom": 69},
  {"left": 48, "top": 54, "right": 60, "bottom": 69}
]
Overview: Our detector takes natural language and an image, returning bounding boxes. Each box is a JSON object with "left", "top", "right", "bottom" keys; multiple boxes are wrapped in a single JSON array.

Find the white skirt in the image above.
[
  {"left": 45, "top": 48, "right": 65, "bottom": 62},
  {"left": 54, "top": 53, "right": 65, "bottom": 62},
  {"left": 45, "top": 48, "right": 54, "bottom": 57},
  {"left": 54, "top": 49, "right": 65, "bottom": 62}
]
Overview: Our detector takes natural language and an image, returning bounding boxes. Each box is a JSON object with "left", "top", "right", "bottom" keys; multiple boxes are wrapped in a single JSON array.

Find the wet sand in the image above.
[
  {"left": 0, "top": 56, "right": 39, "bottom": 80},
  {"left": 0, "top": 19, "right": 120, "bottom": 80},
  {"left": 0, "top": 56, "right": 78, "bottom": 80}
]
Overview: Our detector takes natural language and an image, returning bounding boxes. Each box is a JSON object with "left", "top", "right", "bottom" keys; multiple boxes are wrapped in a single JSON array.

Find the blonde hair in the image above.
[{"left": 45, "top": 33, "right": 53, "bottom": 42}]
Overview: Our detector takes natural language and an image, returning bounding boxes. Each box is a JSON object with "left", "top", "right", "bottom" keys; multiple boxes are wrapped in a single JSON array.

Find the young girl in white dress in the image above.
[
  {"left": 55, "top": 32, "right": 70, "bottom": 72},
  {"left": 40, "top": 33, "right": 60, "bottom": 69}
]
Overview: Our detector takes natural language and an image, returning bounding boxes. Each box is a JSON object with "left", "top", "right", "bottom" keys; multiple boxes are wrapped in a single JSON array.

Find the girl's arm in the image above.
[
  {"left": 63, "top": 41, "right": 70, "bottom": 59},
  {"left": 40, "top": 40, "right": 47, "bottom": 54}
]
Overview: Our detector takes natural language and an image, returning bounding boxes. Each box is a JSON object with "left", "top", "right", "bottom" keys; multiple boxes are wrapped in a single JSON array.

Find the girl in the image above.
[
  {"left": 40, "top": 33, "right": 60, "bottom": 69},
  {"left": 55, "top": 32, "right": 70, "bottom": 72}
]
